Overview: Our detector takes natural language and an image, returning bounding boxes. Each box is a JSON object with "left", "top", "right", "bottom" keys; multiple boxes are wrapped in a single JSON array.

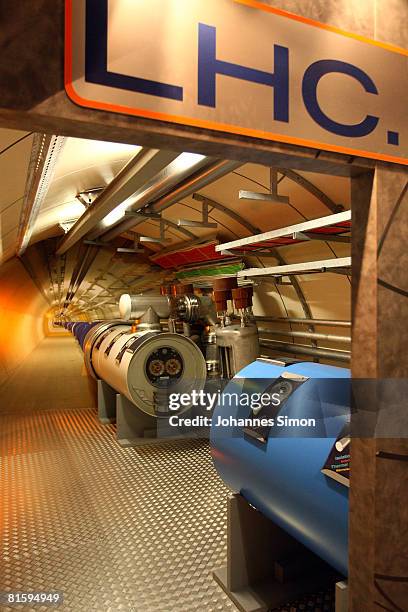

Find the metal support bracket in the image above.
[
  {"left": 97, "top": 379, "right": 117, "bottom": 424},
  {"left": 115, "top": 394, "right": 158, "bottom": 447},
  {"left": 116, "top": 233, "right": 145, "bottom": 253},
  {"left": 115, "top": 395, "right": 186, "bottom": 446},
  {"left": 239, "top": 168, "right": 290, "bottom": 204},
  {"left": 291, "top": 231, "right": 310, "bottom": 240},
  {"left": 177, "top": 198, "right": 218, "bottom": 228},
  {"left": 124, "top": 210, "right": 162, "bottom": 219},
  {"left": 213, "top": 493, "right": 347, "bottom": 612},
  {"left": 139, "top": 218, "right": 171, "bottom": 244},
  {"left": 76, "top": 187, "right": 104, "bottom": 208}
]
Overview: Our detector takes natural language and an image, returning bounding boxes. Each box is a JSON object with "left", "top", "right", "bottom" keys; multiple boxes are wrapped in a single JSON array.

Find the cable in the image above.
[{"left": 0, "top": 132, "right": 33, "bottom": 159}]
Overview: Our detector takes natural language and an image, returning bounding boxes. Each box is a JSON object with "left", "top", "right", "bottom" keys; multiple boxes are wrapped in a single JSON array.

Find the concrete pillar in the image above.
[{"left": 351, "top": 166, "right": 408, "bottom": 610}]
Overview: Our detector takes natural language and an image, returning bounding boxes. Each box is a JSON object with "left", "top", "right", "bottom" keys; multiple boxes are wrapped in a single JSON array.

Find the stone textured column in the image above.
[
  {"left": 351, "top": 166, "right": 408, "bottom": 611},
  {"left": 350, "top": 0, "right": 408, "bottom": 608}
]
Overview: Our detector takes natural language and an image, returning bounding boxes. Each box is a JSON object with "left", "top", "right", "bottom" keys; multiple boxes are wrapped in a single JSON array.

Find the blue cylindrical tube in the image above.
[
  {"left": 70, "top": 322, "right": 100, "bottom": 350},
  {"left": 210, "top": 360, "right": 350, "bottom": 576}
]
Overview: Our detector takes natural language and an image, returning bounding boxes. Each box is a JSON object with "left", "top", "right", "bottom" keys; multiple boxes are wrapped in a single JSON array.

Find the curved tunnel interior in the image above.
[
  {"left": 0, "top": 130, "right": 351, "bottom": 373},
  {"left": 0, "top": 127, "right": 354, "bottom": 610}
]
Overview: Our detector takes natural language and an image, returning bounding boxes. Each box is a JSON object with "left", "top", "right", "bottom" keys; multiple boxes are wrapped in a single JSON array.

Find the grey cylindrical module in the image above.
[
  {"left": 91, "top": 324, "right": 135, "bottom": 381},
  {"left": 216, "top": 323, "right": 259, "bottom": 378},
  {"left": 172, "top": 294, "right": 217, "bottom": 325},
  {"left": 83, "top": 320, "right": 207, "bottom": 416},
  {"left": 119, "top": 294, "right": 171, "bottom": 320},
  {"left": 95, "top": 330, "right": 207, "bottom": 416},
  {"left": 83, "top": 321, "right": 131, "bottom": 379}
]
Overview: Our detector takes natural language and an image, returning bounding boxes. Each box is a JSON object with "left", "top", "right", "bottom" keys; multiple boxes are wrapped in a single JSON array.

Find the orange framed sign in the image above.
[{"left": 65, "top": 0, "right": 408, "bottom": 165}]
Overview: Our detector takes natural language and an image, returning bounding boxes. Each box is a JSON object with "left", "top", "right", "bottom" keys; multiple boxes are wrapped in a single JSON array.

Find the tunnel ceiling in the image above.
[{"left": 0, "top": 128, "right": 350, "bottom": 320}]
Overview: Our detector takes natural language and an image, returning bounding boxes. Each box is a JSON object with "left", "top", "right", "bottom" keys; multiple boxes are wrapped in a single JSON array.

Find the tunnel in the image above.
[{"left": 0, "top": 2, "right": 407, "bottom": 611}]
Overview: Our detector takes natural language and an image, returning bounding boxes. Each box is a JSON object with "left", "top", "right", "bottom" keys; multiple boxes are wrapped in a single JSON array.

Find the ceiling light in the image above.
[
  {"left": 173, "top": 152, "right": 206, "bottom": 171},
  {"left": 101, "top": 202, "right": 128, "bottom": 227},
  {"left": 99, "top": 152, "right": 206, "bottom": 229}
]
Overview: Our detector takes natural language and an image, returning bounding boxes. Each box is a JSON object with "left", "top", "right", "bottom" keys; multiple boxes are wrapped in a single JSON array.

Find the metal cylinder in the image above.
[
  {"left": 255, "top": 316, "right": 351, "bottom": 328},
  {"left": 119, "top": 294, "right": 171, "bottom": 320},
  {"left": 172, "top": 294, "right": 217, "bottom": 325},
  {"left": 216, "top": 323, "right": 259, "bottom": 378},
  {"left": 83, "top": 321, "right": 131, "bottom": 378},
  {"left": 73, "top": 321, "right": 101, "bottom": 349},
  {"left": 211, "top": 359, "right": 350, "bottom": 576},
  {"left": 257, "top": 327, "right": 351, "bottom": 344},
  {"left": 259, "top": 338, "right": 350, "bottom": 362},
  {"left": 83, "top": 321, "right": 207, "bottom": 416}
]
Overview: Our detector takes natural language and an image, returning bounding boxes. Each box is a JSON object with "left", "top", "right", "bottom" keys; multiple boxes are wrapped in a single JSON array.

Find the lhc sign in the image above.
[{"left": 65, "top": 0, "right": 408, "bottom": 165}]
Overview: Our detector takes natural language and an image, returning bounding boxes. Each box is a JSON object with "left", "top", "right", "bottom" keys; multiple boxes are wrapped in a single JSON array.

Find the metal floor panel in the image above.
[{"left": 0, "top": 339, "right": 236, "bottom": 611}]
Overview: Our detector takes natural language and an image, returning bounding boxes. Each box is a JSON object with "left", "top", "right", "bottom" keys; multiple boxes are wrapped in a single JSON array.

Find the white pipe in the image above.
[
  {"left": 255, "top": 316, "right": 351, "bottom": 328},
  {"left": 257, "top": 327, "right": 351, "bottom": 344}
]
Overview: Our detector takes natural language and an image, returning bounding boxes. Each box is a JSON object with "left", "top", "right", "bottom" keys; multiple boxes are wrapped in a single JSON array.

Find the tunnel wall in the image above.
[{"left": 0, "top": 256, "right": 47, "bottom": 387}]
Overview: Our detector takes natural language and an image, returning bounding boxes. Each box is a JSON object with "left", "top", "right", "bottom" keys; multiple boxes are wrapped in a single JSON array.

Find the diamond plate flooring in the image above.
[{"left": 0, "top": 338, "right": 236, "bottom": 611}]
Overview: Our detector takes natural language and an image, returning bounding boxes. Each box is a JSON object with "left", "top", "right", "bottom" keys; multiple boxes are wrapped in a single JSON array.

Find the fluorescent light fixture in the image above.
[
  {"left": 100, "top": 152, "right": 207, "bottom": 228},
  {"left": 173, "top": 152, "right": 206, "bottom": 170},
  {"left": 101, "top": 202, "right": 128, "bottom": 227}
]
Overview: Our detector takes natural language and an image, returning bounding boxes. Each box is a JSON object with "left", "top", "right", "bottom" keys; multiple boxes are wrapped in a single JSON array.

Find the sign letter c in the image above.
[{"left": 302, "top": 59, "right": 379, "bottom": 137}]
